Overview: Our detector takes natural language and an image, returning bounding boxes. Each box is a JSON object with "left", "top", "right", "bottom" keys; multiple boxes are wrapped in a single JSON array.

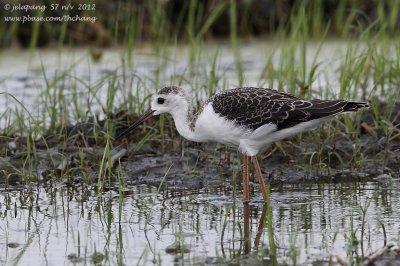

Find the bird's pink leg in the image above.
[
  {"left": 251, "top": 156, "right": 269, "bottom": 202},
  {"left": 242, "top": 155, "right": 250, "bottom": 203}
]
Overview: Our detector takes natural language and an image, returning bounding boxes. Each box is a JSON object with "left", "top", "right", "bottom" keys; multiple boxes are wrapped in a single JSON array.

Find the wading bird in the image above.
[{"left": 117, "top": 86, "right": 368, "bottom": 203}]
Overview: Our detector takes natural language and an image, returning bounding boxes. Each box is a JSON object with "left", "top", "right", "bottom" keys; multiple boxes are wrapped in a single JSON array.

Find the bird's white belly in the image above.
[
  {"left": 194, "top": 103, "right": 250, "bottom": 146},
  {"left": 193, "top": 103, "right": 330, "bottom": 156}
]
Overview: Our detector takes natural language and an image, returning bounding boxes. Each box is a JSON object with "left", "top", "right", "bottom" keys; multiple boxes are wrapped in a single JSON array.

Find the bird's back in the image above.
[{"left": 211, "top": 87, "right": 368, "bottom": 131}]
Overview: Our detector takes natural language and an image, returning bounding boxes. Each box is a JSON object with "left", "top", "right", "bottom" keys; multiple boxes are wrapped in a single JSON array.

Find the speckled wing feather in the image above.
[{"left": 211, "top": 87, "right": 368, "bottom": 130}]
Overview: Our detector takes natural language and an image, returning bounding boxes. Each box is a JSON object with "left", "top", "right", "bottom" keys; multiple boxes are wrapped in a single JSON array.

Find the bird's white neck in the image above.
[{"left": 170, "top": 101, "right": 201, "bottom": 142}]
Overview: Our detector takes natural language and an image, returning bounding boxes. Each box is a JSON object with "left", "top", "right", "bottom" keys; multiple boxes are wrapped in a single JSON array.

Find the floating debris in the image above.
[
  {"left": 364, "top": 244, "right": 400, "bottom": 266},
  {"left": 67, "top": 253, "right": 83, "bottom": 263},
  {"left": 91, "top": 252, "right": 105, "bottom": 265},
  {"left": 7, "top": 242, "right": 20, "bottom": 248},
  {"left": 165, "top": 242, "right": 190, "bottom": 254}
]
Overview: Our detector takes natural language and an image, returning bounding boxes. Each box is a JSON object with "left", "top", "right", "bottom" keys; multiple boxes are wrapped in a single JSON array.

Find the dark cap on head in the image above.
[{"left": 158, "top": 86, "right": 183, "bottom": 95}]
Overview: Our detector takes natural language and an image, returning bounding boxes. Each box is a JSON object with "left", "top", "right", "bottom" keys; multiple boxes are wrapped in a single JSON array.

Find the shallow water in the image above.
[{"left": 0, "top": 181, "right": 398, "bottom": 265}]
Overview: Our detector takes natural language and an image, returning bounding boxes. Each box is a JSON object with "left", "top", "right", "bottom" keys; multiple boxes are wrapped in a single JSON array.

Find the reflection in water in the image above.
[
  {"left": 254, "top": 203, "right": 268, "bottom": 249},
  {"left": 0, "top": 182, "right": 399, "bottom": 265},
  {"left": 242, "top": 186, "right": 278, "bottom": 265},
  {"left": 242, "top": 201, "right": 278, "bottom": 265}
]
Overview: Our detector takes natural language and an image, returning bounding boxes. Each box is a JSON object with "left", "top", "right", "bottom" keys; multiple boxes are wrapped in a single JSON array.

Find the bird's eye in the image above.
[{"left": 157, "top": 97, "right": 165, "bottom": 104}]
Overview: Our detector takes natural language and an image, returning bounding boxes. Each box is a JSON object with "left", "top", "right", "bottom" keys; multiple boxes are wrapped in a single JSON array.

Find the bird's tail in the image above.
[{"left": 343, "top": 101, "right": 369, "bottom": 112}]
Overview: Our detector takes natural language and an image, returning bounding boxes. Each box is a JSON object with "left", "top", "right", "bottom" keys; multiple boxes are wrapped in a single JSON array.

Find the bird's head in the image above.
[
  {"left": 116, "top": 86, "right": 188, "bottom": 140},
  {"left": 150, "top": 85, "right": 188, "bottom": 115}
]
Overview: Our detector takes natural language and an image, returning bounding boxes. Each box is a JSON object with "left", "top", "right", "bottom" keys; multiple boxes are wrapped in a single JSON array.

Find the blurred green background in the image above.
[{"left": 1, "top": 0, "right": 399, "bottom": 48}]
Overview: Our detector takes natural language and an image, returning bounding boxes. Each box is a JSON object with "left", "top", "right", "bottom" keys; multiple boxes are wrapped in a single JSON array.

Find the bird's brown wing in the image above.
[{"left": 211, "top": 87, "right": 367, "bottom": 130}]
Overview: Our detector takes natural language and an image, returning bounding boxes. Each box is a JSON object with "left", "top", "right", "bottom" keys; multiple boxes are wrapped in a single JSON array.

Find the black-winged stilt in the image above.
[{"left": 117, "top": 86, "right": 369, "bottom": 203}]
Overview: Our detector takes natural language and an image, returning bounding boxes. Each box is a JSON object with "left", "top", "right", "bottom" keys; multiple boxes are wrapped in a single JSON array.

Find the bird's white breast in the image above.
[{"left": 193, "top": 103, "right": 251, "bottom": 146}]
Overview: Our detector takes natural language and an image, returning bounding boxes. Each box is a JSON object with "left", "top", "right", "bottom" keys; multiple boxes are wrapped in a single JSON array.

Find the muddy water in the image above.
[{"left": 0, "top": 181, "right": 398, "bottom": 265}]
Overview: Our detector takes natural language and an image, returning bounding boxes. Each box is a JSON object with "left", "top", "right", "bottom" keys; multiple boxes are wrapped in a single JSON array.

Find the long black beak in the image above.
[{"left": 115, "top": 109, "right": 155, "bottom": 140}]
